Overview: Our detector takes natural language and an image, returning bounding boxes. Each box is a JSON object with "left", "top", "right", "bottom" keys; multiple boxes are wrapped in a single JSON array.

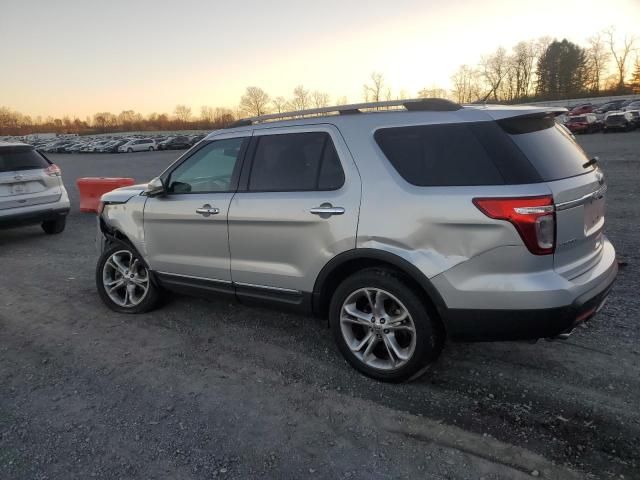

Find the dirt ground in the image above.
[{"left": 1, "top": 132, "right": 638, "bottom": 479}]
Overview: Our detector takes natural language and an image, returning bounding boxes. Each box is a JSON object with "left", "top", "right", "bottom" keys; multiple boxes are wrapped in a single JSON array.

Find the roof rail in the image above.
[{"left": 225, "top": 98, "right": 462, "bottom": 128}]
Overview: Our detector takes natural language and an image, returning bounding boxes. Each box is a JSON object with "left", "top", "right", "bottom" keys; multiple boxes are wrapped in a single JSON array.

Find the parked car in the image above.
[
  {"left": 100, "top": 139, "right": 130, "bottom": 153},
  {"left": 565, "top": 113, "right": 602, "bottom": 134},
  {"left": 158, "top": 136, "right": 191, "bottom": 150},
  {"left": 594, "top": 100, "right": 627, "bottom": 115},
  {"left": 625, "top": 110, "right": 640, "bottom": 127},
  {"left": 603, "top": 111, "right": 636, "bottom": 132},
  {"left": 95, "top": 99, "right": 617, "bottom": 382},
  {"left": 117, "top": 138, "right": 156, "bottom": 153},
  {"left": 0, "top": 142, "right": 69, "bottom": 234},
  {"left": 623, "top": 100, "right": 640, "bottom": 111},
  {"left": 568, "top": 104, "right": 593, "bottom": 115},
  {"left": 188, "top": 134, "right": 206, "bottom": 146}
]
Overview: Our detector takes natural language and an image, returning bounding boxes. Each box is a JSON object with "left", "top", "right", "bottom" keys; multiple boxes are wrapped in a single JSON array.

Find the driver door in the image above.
[{"left": 143, "top": 133, "right": 250, "bottom": 284}]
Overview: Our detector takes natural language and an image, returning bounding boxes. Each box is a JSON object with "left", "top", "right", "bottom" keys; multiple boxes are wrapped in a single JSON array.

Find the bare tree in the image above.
[
  {"left": 174, "top": 105, "right": 192, "bottom": 123},
  {"left": 311, "top": 90, "right": 330, "bottom": 108},
  {"left": 363, "top": 72, "right": 390, "bottom": 103},
  {"left": 335, "top": 96, "right": 349, "bottom": 106},
  {"left": 417, "top": 86, "right": 449, "bottom": 99},
  {"left": 511, "top": 41, "right": 537, "bottom": 98},
  {"left": 631, "top": 56, "right": 640, "bottom": 93},
  {"left": 605, "top": 27, "right": 636, "bottom": 88},
  {"left": 239, "top": 86, "right": 270, "bottom": 116},
  {"left": 213, "top": 108, "right": 235, "bottom": 127},
  {"left": 272, "top": 96, "right": 289, "bottom": 113},
  {"left": 290, "top": 85, "right": 310, "bottom": 111},
  {"left": 200, "top": 106, "right": 215, "bottom": 123},
  {"left": 479, "top": 47, "right": 510, "bottom": 101},
  {"left": 450, "top": 65, "right": 482, "bottom": 103},
  {"left": 585, "top": 33, "right": 611, "bottom": 92}
]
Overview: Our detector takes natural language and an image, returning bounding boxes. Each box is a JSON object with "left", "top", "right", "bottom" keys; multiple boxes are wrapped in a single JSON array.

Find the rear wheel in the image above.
[
  {"left": 127, "top": 148, "right": 133, "bottom": 153},
  {"left": 41, "top": 217, "right": 66, "bottom": 234},
  {"left": 149, "top": 146, "right": 154, "bottom": 151},
  {"left": 329, "top": 268, "right": 443, "bottom": 382},
  {"left": 96, "top": 244, "right": 161, "bottom": 314}
]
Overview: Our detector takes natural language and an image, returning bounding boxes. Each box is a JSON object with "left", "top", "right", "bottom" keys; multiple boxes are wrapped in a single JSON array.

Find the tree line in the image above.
[{"left": 1, "top": 27, "right": 638, "bottom": 136}]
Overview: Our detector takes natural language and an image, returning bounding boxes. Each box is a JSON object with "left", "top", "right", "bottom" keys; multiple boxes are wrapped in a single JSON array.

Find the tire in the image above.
[
  {"left": 41, "top": 217, "right": 66, "bottom": 234},
  {"left": 96, "top": 243, "right": 161, "bottom": 314},
  {"left": 329, "top": 268, "right": 443, "bottom": 382},
  {"left": 127, "top": 148, "right": 133, "bottom": 153},
  {"left": 149, "top": 146, "right": 154, "bottom": 151}
]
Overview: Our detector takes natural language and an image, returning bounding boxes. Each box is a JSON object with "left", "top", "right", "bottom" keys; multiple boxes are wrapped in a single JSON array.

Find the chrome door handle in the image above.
[
  {"left": 310, "top": 203, "right": 345, "bottom": 216},
  {"left": 195, "top": 204, "right": 220, "bottom": 217}
]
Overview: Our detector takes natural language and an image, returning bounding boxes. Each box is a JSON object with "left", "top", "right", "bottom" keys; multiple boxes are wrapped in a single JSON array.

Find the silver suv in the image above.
[
  {"left": 0, "top": 142, "right": 70, "bottom": 234},
  {"left": 95, "top": 99, "right": 617, "bottom": 382}
]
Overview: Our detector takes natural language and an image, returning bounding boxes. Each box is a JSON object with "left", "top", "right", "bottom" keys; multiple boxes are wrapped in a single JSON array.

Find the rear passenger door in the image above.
[{"left": 228, "top": 125, "right": 361, "bottom": 301}]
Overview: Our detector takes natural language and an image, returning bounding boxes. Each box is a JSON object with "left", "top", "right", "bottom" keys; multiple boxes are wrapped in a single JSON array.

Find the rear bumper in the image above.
[
  {"left": 433, "top": 238, "right": 618, "bottom": 341},
  {"left": 0, "top": 189, "right": 70, "bottom": 229},
  {"left": 444, "top": 261, "right": 617, "bottom": 341},
  {"left": 0, "top": 206, "right": 69, "bottom": 229}
]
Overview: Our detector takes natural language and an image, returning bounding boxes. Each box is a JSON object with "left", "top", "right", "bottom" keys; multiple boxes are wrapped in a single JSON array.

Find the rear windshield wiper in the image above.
[{"left": 583, "top": 156, "right": 598, "bottom": 169}]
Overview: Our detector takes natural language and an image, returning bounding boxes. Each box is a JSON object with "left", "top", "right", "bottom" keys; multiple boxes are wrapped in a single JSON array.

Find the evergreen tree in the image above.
[{"left": 536, "top": 39, "right": 588, "bottom": 99}]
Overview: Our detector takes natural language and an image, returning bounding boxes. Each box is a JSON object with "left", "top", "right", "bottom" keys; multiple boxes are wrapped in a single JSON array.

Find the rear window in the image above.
[
  {"left": 0, "top": 148, "right": 50, "bottom": 173},
  {"left": 499, "top": 115, "right": 594, "bottom": 180},
  {"left": 374, "top": 122, "right": 540, "bottom": 186},
  {"left": 375, "top": 115, "right": 592, "bottom": 186}
]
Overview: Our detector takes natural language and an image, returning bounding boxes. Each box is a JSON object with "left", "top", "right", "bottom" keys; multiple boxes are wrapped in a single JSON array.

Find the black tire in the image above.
[
  {"left": 127, "top": 148, "right": 133, "bottom": 153},
  {"left": 149, "top": 146, "right": 154, "bottom": 151},
  {"left": 41, "top": 217, "right": 66, "bottom": 234},
  {"left": 329, "top": 268, "right": 443, "bottom": 382},
  {"left": 96, "top": 243, "right": 162, "bottom": 314}
]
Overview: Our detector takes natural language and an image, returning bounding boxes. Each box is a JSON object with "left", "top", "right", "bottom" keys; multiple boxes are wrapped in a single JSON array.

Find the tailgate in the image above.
[
  {"left": 547, "top": 170, "right": 606, "bottom": 279},
  {"left": 0, "top": 169, "right": 62, "bottom": 210}
]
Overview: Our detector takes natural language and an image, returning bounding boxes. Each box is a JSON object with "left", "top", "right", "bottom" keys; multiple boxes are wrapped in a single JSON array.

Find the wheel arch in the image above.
[{"left": 312, "top": 249, "right": 449, "bottom": 327}]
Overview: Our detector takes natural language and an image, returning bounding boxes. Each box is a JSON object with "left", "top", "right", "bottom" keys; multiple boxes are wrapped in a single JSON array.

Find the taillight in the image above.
[
  {"left": 44, "top": 164, "right": 61, "bottom": 176},
  {"left": 473, "top": 195, "right": 556, "bottom": 255}
]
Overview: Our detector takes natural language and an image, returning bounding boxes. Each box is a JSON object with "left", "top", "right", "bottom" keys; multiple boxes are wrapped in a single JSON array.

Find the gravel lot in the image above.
[{"left": 1, "top": 133, "right": 638, "bottom": 479}]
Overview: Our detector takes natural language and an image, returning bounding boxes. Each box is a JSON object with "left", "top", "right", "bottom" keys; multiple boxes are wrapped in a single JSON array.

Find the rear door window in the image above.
[
  {"left": 0, "top": 148, "right": 50, "bottom": 172},
  {"left": 248, "top": 132, "right": 345, "bottom": 191}
]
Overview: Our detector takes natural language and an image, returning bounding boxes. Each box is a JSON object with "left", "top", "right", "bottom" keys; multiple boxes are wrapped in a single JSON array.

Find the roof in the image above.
[{"left": 205, "top": 100, "right": 567, "bottom": 139}]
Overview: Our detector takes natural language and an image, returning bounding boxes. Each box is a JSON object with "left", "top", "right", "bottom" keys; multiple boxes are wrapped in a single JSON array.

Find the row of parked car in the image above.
[
  {"left": 563, "top": 98, "right": 640, "bottom": 134},
  {"left": 25, "top": 134, "right": 206, "bottom": 154}
]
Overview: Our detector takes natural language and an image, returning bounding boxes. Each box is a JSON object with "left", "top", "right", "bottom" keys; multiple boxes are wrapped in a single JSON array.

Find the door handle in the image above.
[
  {"left": 310, "top": 203, "right": 345, "bottom": 217},
  {"left": 195, "top": 204, "right": 220, "bottom": 217}
]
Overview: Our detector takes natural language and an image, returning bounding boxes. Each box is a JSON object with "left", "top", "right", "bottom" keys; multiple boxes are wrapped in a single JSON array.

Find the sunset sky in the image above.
[{"left": 2, "top": 0, "right": 639, "bottom": 118}]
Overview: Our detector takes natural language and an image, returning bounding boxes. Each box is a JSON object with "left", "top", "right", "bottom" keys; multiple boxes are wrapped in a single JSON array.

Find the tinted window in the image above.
[
  {"left": 249, "top": 132, "right": 344, "bottom": 191},
  {"left": 499, "top": 115, "right": 594, "bottom": 180},
  {"left": 374, "top": 122, "right": 540, "bottom": 186},
  {"left": 168, "top": 137, "right": 246, "bottom": 193},
  {"left": 0, "top": 148, "right": 49, "bottom": 172}
]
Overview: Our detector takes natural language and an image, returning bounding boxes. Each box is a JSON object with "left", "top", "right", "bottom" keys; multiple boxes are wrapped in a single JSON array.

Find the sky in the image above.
[{"left": 1, "top": 0, "right": 639, "bottom": 118}]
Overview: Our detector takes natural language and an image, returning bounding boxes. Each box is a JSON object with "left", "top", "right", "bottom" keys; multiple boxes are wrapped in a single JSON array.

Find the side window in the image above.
[
  {"left": 248, "top": 132, "right": 345, "bottom": 192},
  {"left": 167, "top": 137, "right": 246, "bottom": 194}
]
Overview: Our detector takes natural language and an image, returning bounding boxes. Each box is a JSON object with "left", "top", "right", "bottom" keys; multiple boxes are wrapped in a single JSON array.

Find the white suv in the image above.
[
  {"left": 117, "top": 139, "right": 156, "bottom": 153},
  {"left": 0, "top": 142, "right": 70, "bottom": 234}
]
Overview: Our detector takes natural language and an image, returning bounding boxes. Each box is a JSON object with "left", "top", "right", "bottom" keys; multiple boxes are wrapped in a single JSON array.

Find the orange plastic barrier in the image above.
[{"left": 76, "top": 177, "right": 135, "bottom": 213}]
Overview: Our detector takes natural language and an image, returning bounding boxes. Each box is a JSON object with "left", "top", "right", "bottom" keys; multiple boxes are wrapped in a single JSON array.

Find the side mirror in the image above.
[{"left": 145, "top": 177, "right": 166, "bottom": 197}]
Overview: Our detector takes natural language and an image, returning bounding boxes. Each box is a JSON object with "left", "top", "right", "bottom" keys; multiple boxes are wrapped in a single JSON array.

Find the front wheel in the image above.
[
  {"left": 329, "top": 269, "right": 443, "bottom": 382},
  {"left": 96, "top": 244, "right": 161, "bottom": 313},
  {"left": 149, "top": 146, "right": 154, "bottom": 151},
  {"left": 127, "top": 148, "right": 133, "bottom": 153}
]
